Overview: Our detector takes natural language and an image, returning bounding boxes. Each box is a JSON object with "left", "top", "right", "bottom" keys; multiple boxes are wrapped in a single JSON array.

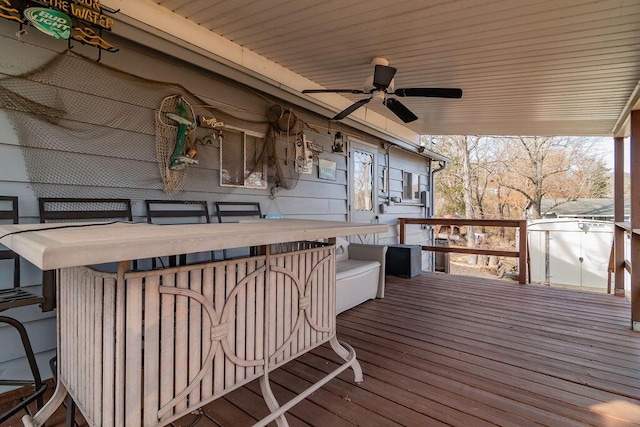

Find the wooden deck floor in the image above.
[{"left": 3, "top": 272, "right": 639, "bottom": 426}]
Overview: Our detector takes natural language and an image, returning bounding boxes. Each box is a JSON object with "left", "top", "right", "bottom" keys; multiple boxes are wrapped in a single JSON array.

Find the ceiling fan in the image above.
[{"left": 302, "top": 58, "right": 462, "bottom": 123}]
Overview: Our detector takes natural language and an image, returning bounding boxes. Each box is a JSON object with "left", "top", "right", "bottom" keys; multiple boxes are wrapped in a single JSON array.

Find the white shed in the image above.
[{"left": 528, "top": 219, "right": 613, "bottom": 291}]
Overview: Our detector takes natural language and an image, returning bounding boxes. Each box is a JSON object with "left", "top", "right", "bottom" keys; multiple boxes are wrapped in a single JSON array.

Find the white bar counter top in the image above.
[{"left": 0, "top": 219, "right": 388, "bottom": 270}]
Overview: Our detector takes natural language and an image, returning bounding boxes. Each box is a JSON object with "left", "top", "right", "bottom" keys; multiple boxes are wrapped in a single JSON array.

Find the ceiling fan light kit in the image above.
[{"left": 302, "top": 58, "right": 462, "bottom": 123}]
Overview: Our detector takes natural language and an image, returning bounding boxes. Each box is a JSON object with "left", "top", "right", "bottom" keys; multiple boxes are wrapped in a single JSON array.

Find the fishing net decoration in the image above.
[
  {"left": 155, "top": 94, "right": 196, "bottom": 195},
  {"left": 0, "top": 50, "right": 237, "bottom": 201},
  {"left": 0, "top": 84, "right": 65, "bottom": 119},
  {"left": 264, "top": 105, "right": 302, "bottom": 190},
  {"left": 0, "top": 51, "right": 187, "bottom": 201},
  {"left": 0, "top": 50, "right": 308, "bottom": 204},
  {"left": 224, "top": 103, "right": 303, "bottom": 192}
]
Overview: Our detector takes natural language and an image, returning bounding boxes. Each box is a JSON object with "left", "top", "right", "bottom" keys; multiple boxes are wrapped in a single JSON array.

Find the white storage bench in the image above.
[{"left": 335, "top": 237, "right": 388, "bottom": 314}]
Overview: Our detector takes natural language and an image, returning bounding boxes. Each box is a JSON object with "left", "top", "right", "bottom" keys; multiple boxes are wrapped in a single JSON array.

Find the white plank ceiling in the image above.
[{"left": 149, "top": 0, "right": 640, "bottom": 137}]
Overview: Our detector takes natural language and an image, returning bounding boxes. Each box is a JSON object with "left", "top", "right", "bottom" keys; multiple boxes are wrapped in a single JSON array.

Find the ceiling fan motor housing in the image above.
[
  {"left": 371, "top": 90, "right": 386, "bottom": 102},
  {"left": 301, "top": 56, "right": 462, "bottom": 123}
]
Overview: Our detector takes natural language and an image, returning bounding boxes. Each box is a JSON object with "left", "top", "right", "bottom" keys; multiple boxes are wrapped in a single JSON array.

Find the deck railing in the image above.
[
  {"left": 399, "top": 218, "right": 528, "bottom": 284},
  {"left": 614, "top": 222, "right": 631, "bottom": 296}
]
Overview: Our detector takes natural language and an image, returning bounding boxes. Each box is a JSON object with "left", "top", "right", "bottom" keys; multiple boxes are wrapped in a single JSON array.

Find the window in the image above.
[
  {"left": 220, "top": 127, "right": 266, "bottom": 189},
  {"left": 402, "top": 171, "right": 419, "bottom": 201},
  {"left": 353, "top": 150, "right": 374, "bottom": 212}
]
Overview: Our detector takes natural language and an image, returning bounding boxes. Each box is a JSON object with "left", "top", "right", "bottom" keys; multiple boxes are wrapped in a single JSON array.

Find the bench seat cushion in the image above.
[
  {"left": 336, "top": 259, "right": 381, "bottom": 314},
  {"left": 336, "top": 259, "right": 381, "bottom": 280}
]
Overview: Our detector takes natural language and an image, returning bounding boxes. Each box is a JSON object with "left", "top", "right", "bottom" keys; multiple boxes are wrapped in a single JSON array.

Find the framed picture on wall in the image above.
[{"left": 318, "top": 159, "right": 337, "bottom": 181}]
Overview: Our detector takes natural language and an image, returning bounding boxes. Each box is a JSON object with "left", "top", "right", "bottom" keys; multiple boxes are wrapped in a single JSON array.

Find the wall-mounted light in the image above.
[{"left": 332, "top": 131, "right": 344, "bottom": 153}]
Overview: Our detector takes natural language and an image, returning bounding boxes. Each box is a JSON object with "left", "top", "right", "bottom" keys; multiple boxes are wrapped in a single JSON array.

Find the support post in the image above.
[
  {"left": 614, "top": 136, "right": 626, "bottom": 297},
  {"left": 631, "top": 110, "right": 640, "bottom": 330},
  {"left": 518, "top": 220, "right": 527, "bottom": 284},
  {"left": 399, "top": 218, "right": 406, "bottom": 244}
]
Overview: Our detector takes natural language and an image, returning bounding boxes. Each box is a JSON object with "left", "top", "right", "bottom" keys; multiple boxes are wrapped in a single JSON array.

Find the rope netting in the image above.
[
  {"left": 265, "top": 104, "right": 302, "bottom": 190},
  {"left": 0, "top": 50, "right": 305, "bottom": 204}
]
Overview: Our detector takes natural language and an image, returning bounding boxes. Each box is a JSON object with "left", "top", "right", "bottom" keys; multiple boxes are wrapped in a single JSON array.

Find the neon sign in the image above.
[
  {"left": 0, "top": 0, "right": 119, "bottom": 60},
  {"left": 24, "top": 7, "right": 72, "bottom": 39}
]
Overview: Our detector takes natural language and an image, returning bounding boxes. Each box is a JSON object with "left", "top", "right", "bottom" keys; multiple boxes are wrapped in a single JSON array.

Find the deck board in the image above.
[{"left": 2, "top": 272, "right": 640, "bottom": 426}]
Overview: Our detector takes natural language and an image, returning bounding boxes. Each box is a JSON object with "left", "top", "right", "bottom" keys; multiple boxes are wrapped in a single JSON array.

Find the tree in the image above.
[
  {"left": 433, "top": 134, "right": 612, "bottom": 248},
  {"left": 496, "top": 136, "right": 610, "bottom": 218},
  {"left": 433, "top": 135, "right": 481, "bottom": 262},
  {"left": 434, "top": 135, "right": 502, "bottom": 218}
]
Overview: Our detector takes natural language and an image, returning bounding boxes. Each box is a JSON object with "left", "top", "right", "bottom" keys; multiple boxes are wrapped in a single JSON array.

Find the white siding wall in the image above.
[{"left": 0, "top": 21, "right": 434, "bottom": 389}]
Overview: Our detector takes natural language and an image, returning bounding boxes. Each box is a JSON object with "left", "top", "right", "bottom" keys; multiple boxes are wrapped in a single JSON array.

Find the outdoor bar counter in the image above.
[{"left": 0, "top": 219, "right": 388, "bottom": 427}]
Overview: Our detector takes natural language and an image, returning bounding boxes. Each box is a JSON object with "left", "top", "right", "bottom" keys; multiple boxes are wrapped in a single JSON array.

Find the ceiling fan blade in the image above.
[
  {"left": 333, "top": 97, "right": 371, "bottom": 120},
  {"left": 302, "top": 89, "right": 367, "bottom": 94},
  {"left": 373, "top": 65, "right": 397, "bottom": 90},
  {"left": 393, "top": 88, "right": 463, "bottom": 98},
  {"left": 384, "top": 98, "right": 418, "bottom": 123}
]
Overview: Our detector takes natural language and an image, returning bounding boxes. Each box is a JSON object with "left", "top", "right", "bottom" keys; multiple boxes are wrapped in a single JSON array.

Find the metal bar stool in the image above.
[
  {"left": 145, "top": 199, "right": 214, "bottom": 267},
  {"left": 214, "top": 201, "right": 262, "bottom": 258},
  {"left": 38, "top": 197, "right": 135, "bottom": 427},
  {"left": 0, "top": 196, "right": 50, "bottom": 424}
]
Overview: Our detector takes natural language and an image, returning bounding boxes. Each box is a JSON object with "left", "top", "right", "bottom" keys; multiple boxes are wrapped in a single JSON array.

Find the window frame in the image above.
[
  {"left": 219, "top": 126, "right": 267, "bottom": 189},
  {"left": 402, "top": 170, "right": 419, "bottom": 201}
]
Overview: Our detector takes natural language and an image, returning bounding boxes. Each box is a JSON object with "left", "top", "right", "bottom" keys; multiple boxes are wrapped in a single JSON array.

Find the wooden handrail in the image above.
[
  {"left": 615, "top": 223, "right": 633, "bottom": 296},
  {"left": 399, "top": 218, "right": 528, "bottom": 284},
  {"left": 616, "top": 223, "right": 633, "bottom": 273}
]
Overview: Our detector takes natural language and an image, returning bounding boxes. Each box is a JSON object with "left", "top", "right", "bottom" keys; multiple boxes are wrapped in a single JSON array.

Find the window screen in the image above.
[{"left": 220, "top": 128, "right": 266, "bottom": 189}]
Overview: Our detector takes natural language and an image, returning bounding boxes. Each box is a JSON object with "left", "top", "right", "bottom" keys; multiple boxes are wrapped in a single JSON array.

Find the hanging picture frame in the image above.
[
  {"left": 319, "top": 159, "right": 337, "bottom": 181},
  {"left": 295, "top": 136, "right": 313, "bottom": 174}
]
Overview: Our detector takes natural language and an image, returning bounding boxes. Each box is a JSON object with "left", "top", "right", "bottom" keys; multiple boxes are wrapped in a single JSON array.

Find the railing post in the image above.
[
  {"left": 518, "top": 220, "right": 527, "bottom": 284},
  {"left": 399, "top": 218, "right": 406, "bottom": 244},
  {"left": 631, "top": 109, "right": 640, "bottom": 330},
  {"left": 614, "top": 136, "right": 626, "bottom": 297}
]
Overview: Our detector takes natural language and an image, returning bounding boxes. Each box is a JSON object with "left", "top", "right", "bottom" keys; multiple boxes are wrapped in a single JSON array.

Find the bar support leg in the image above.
[
  {"left": 330, "top": 336, "right": 363, "bottom": 383},
  {"left": 258, "top": 372, "right": 289, "bottom": 427},
  {"left": 22, "top": 380, "right": 68, "bottom": 427}
]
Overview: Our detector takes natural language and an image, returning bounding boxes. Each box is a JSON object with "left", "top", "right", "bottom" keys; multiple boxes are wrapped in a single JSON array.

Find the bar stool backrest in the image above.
[
  {"left": 215, "top": 202, "right": 262, "bottom": 258},
  {"left": 215, "top": 201, "right": 262, "bottom": 223},
  {"left": 39, "top": 198, "right": 133, "bottom": 223},
  {"left": 38, "top": 197, "right": 134, "bottom": 311},
  {"left": 0, "top": 196, "right": 20, "bottom": 288},
  {"left": 145, "top": 200, "right": 212, "bottom": 267},
  {"left": 0, "top": 196, "right": 52, "bottom": 310},
  {"left": 145, "top": 200, "right": 210, "bottom": 224}
]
